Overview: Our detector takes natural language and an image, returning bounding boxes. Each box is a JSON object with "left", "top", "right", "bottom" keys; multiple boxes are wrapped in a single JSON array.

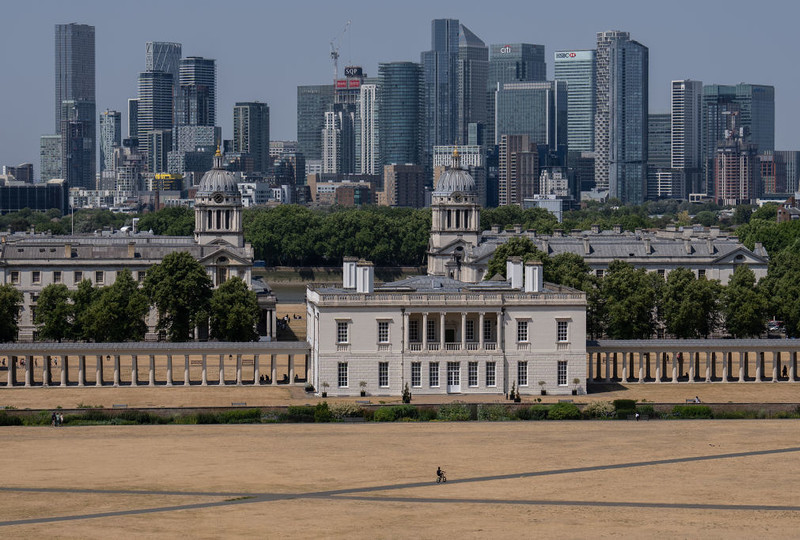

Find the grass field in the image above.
[{"left": 2, "top": 421, "right": 800, "bottom": 538}]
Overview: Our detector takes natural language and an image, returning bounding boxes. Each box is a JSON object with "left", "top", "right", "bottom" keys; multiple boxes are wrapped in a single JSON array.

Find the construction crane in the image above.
[{"left": 329, "top": 20, "right": 351, "bottom": 80}]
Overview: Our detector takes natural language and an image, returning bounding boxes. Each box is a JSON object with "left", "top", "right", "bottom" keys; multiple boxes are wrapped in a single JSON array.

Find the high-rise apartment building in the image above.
[
  {"left": 487, "top": 43, "right": 546, "bottom": 145},
  {"left": 422, "top": 19, "right": 460, "bottom": 164},
  {"left": 774, "top": 151, "right": 800, "bottom": 193},
  {"left": 356, "top": 83, "right": 379, "bottom": 175},
  {"left": 127, "top": 98, "right": 139, "bottom": 140},
  {"left": 297, "top": 84, "right": 335, "bottom": 168},
  {"left": 378, "top": 62, "right": 424, "bottom": 167},
  {"left": 177, "top": 57, "right": 216, "bottom": 127},
  {"left": 145, "top": 42, "right": 182, "bottom": 125},
  {"left": 233, "top": 102, "right": 270, "bottom": 173},
  {"left": 714, "top": 112, "right": 759, "bottom": 205},
  {"left": 3, "top": 164, "right": 34, "bottom": 184},
  {"left": 498, "top": 134, "right": 539, "bottom": 206},
  {"left": 137, "top": 70, "right": 174, "bottom": 167},
  {"left": 554, "top": 50, "right": 596, "bottom": 153},
  {"left": 456, "top": 25, "right": 488, "bottom": 145},
  {"left": 40, "top": 135, "right": 62, "bottom": 182},
  {"left": 60, "top": 100, "right": 96, "bottom": 189},
  {"left": 99, "top": 110, "right": 122, "bottom": 173},
  {"left": 671, "top": 79, "right": 703, "bottom": 197},
  {"left": 383, "top": 164, "right": 425, "bottom": 208},
  {"left": 495, "top": 81, "right": 567, "bottom": 153},
  {"left": 322, "top": 111, "right": 341, "bottom": 174},
  {"left": 646, "top": 113, "right": 672, "bottom": 199},
  {"left": 595, "top": 30, "right": 648, "bottom": 204}
]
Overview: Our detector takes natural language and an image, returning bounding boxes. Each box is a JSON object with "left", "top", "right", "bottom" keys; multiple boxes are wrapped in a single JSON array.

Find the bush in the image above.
[
  {"left": 284, "top": 405, "right": 315, "bottom": 423},
  {"left": 374, "top": 405, "right": 418, "bottom": 422},
  {"left": 116, "top": 410, "right": 166, "bottom": 424},
  {"left": 612, "top": 399, "right": 637, "bottom": 411},
  {"left": 0, "top": 412, "right": 22, "bottom": 426},
  {"left": 314, "top": 402, "right": 332, "bottom": 423},
  {"left": 636, "top": 404, "right": 656, "bottom": 418},
  {"left": 437, "top": 401, "right": 471, "bottom": 421},
  {"left": 478, "top": 404, "right": 512, "bottom": 421},
  {"left": 527, "top": 404, "right": 550, "bottom": 420},
  {"left": 583, "top": 401, "right": 615, "bottom": 419},
  {"left": 615, "top": 408, "right": 636, "bottom": 420},
  {"left": 374, "top": 406, "right": 397, "bottom": 422},
  {"left": 548, "top": 402, "right": 581, "bottom": 420},
  {"left": 217, "top": 409, "right": 262, "bottom": 424},
  {"left": 672, "top": 405, "right": 712, "bottom": 419},
  {"left": 418, "top": 407, "right": 438, "bottom": 421},
  {"left": 329, "top": 402, "right": 363, "bottom": 420}
]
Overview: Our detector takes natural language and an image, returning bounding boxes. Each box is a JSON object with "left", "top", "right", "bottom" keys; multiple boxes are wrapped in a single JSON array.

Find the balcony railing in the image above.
[
  {"left": 408, "top": 343, "right": 422, "bottom": 352},
  {"left": 445, "top": 343, "right": 461, "bottom": 351},
  {"left": 517, "top": 343, "right": 529, "bottom": 351},
  {"left": 336, "top": 343, "right": 350, "bottom": 352},
  {"left": 557, "top": 342, "right": 570, "bottom": 351},
  {"left": 427, "top": 343, "right": 440, "bottom": 351},
  {"left": 466, "top": 343, "right": 480, "bottom": 351},
  {"left": 405, "top": 341, "right": 498, "bottom": 353},
  {"left": 378, "top": 344, "right": 391, "bottom": 352}
]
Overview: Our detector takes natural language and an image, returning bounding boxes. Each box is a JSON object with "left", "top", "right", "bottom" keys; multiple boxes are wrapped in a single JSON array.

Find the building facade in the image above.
[
  {"left": 456, "top": 24, "right": 488, "bottom": 146},
  {"left": 356, "top": 83, "right": 379, "bottom": 175},
  {"left": 99, "top": 110, "right": 122, "bottom": 173},
  {"left": 233, "top": 102, "right": 270, "bottom": 173},
  {"left": 137, "top": 70, "right": 174, "bottom": 168},
  {"left": 495, "top": 81, "right": 567, "bottom": 153},
  {"left": 554, "top": 50, "right": 596, "bottom": 153},
  {"left": 60, "top": 100, "right": 96, "bottom": 189},
  {"left": 297, "top": 84, "right": 335, "bottom": 171},
  {"left": 422, "top": 18, "right": 460, "bottom": 163},
  {"left": 671, "top": 80, "right": 703, "bottom": 197},
  {"left": 40, "top": 135, "right": 62, "bottom": 182},
  {"left": 382, "top": 164, "right": 425, "bottom": 208},
  {"left": 378, "top": 62, "right": 424, "bottom": 167}
]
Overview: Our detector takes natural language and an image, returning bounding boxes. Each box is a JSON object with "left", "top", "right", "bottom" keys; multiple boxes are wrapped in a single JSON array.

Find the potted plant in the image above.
[
  {"left": 402, "top": 382, "right": 411, "bottom": 404},
  {"left": 572, "top": 378, "right": 580, "bottom": 395},
  {"left": 509, "top": 381, "right": 516, "bottom": 401},
  {"left": 538, "top": 380, "right": 547, "bottom": 396},
  {"left": 321, "top": 381, "right": 329, "bottom": 398},
  {"left": 514, "top": 386, "right": 521, "bottom": 403},
  {"left": 359, "top": 380, "right": 367, "bottom": 397}
]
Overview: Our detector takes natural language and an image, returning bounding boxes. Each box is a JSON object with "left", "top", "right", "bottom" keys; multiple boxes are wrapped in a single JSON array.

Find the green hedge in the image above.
[
  {"left": 612, "top": 399, "right": 637, "bottom": 411},
  {"left": 548, "top": 402, "right": 581, "bottom": 420},
  {"left": 374, "top": 405, "right": 418, "bottom": 422},
  {"left": 437, "top": 402, "right": 471, "bottom": 421},
  {"left": 477, "top": 404, "right": 513, "bottom": 421},
  {"left": 671, "top": 405, "right": 713, "bottom": 419},
  {"left": 0, "top": 412, "right": 22, "bottom": 426}
]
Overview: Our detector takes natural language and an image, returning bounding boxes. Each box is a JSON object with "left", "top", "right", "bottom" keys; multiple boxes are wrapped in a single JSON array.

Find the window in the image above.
[
  {"left": 426, "top": 319, "right": 436, "bottom": 342},
  {"left": 378, "top": 362, "right": 389, "bottom": 387},
  {"left": 558, "top": 361, "right": 568, "bottom": 386},
  {"left": 10, "top": 271, "right": 19, "bottom": 284},
  {"left": 409, "top": 320, "right": 419, "bottom": 341},
  {"left": 32, "top": 271, "right": 41, "bottom": 284},
  {"left": 465, "top": 320, "right": 474, "bottom": 341},
  {"left": 483, "top": 318, "right": 492, "bottom": 341},
  {"left": 429, "top": 362, "right": 439, "bottom": 387},
  {"left": 596, "top": 269, "right": 604, "bottom": 278},
  {"left": 53, "top": 271, "right": 62, "bottom": 284},
  {"left": 468, "top": 361, "right": 478, "bottom": 387},
  {"left": 411, "top": 362, "right": 421, "bottom": 387},
  {"left": 657, "top": 269, "right": 666, "bottom": 280},
  {"left": 337, "top": 321, "right": 349, "bottom": 343},
  {"left": 95, "top": 271, "right": 104, "bottom": 285},
  {"left": 518, "top": 361, "right": 528, "bottom": 386},
  {"left": 698, "top": 269, "right": 706, "bottom": 278},
  {"left": 486, "top": 362, "right": 496, "bottom": 387},
  {"left": 517, "top": 320, "right": 528, "bottom": 342},
  {"left": 137, "top": 271, "right": 146, "bottom": 283},
  {"left": 74, "top": 271, "right": 83, "bottom": 283},
  {"left": 557, "top": 321, "right": 569, "bottom": 342},
  {"left": 378, "top": 321, "right": 390, "bottom": 343},
  {"left": 337, "top": 362, "right": 348, "bottom": 387}
]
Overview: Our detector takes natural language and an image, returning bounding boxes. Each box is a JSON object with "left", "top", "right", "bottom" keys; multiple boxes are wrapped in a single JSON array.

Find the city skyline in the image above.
[{"left": 1, "top": 0, "right": 798, "bottom": 178}]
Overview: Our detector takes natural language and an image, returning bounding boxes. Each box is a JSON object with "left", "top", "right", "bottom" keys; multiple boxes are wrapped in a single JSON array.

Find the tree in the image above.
[
  {"left": 86, "top": 270, "right": 150, "bottom": 342},
  {"left": 484, "top": 237, "right": 547, "bottom": 279},
  {"left": 759, "top": 250, "right": 800, "bottom": 337},
  {"left": 71, "top": 279, "right": 97, "bottom": 341},
  {"left": 600, "top": 261, "right": 657, "bottom": 339},
  {"left": 209, "top": 277, "right": 259, "bottom": 341},
  {"left": 659, "top": 268, "right": 722, "bottom": 338},
  {"left": 34, "top": 284, "right": 73, "bottom": 342},
  {"left": 0, "top": 284, "right": 23, "bottom": 342},
  {"left": 137, "top": 206, "right": 195, "bottom": 236},
  {"left": 722, "top": 265, "right": 768, "bottom": 338},
  {"left": 144, "top": 252, "right": 212, "bottom": 341}
]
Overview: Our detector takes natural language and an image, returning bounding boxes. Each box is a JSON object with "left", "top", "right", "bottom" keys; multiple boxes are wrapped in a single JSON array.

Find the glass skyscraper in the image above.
[
  {"left": 595, "top": 31, "right": 648, "bottom": 204},
  {"left": 297, "top": 84, "right": 335, "bottom": 165},
  {"left": 422, "top": 19, "right": 460, "bottom": 162},
  {"left": 554, "top": 50, "right": 595, "bottom": 153},
  {"left": 146, "top": 42, "right": 182, "bottom": 125},
  {"left": 233, "top": 102, "right": 270, "bottom": 173},
  {"left": 456, "top": 24, "right": 488, "bottom": 146},
  {"left": 178, "top": 57, "right": 216, "bottom": 127},
  {"left": 378, "top": 62, "right": 424, "bottom": 167},
  {"left": 137, "top": 70, "right": 174, "bottom": 167},
  {"left": 61, "top": 100, "right": 95, "bottom": 188},
  {"left": 99, "top": 110, "right": 121, "bottom": 173},
  {"left": 495, "top": 81, "right": 567, "bottom": 152}
]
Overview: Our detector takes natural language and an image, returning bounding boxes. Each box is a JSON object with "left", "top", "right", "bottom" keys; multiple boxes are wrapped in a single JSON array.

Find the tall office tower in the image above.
[
  {"left": 127, "top": 98, "right": 139, "bottom": 140},
  {"left": 40, "top": 135, "right": 62, "bottom": 182},
  {"left": 554, "top": 50, "right": 596, "bottom": 153},
  {"left": 714, "top": 112, "right": 759, "bottom": 205},
  {"left": 297, "top": 84, "right": 335, "bottom": 170},
  {"left": 233, "top": 102, "right": 270, "bottom": 173},
  {"left": 702, "top": 83, "right": 775, "bottom": 194},
  {"left": 498, "top": 134, "right": 539, "bottom": 206},
  {"left": 383, "top": 164, "right": 425, "bottom": 208},
  {"left": 145, "top": 42, "right": 182, "bottom": 124},
  {"left": 137, "top": 70, "right": 174, "bottom": 168},
  {"left": 670, "top": 79, "right": 703, "bottom": 197},
  {"left": 378, "top": 62, "right": 425, "bottom": 167},
  {"left": 326, "top": 67, "right": 364, "bottom": 174},
  {"left": 55, "top": 23, "right": 95, "bottom": 134},
  {"left": 177, "top": 57, "right": 216, "bottom": 126},
  {"left": 495, "top": 81, "right": 567, "bottom": 152},
  {"left": 422, "top": 19, "right": 460, "bottom": 163},
  {"left": 322, "top": 111, "right": 341, "bottom": 173},
  {"left": 774, "top": 151, "right": 800, "bottom": 193},
  {"left": 60, "top": 100, "right": 96, "bottom": 188},
  {"left": 595, "top": 30, "right": 648, "bottom": 204},
  {"left": 356, "top": 83, "right": 379, "bottom": 175},
  {"left": 487, "top": 43, "right": 546, "bottom": 145},
  {"left": 99, "top": 110, "right": 122, "bottom": 173},
  {"left": 646, "top": 113, "right": 672, "bottom": 199},
  {"left": 456, "top": 24, "right": 488, "bottom": 145},
  {"left": 3, "top": 164, "right": 34, "bottom": 183},
  {"left": 148, "top": 129, "right": 172, "bottom": 174}
]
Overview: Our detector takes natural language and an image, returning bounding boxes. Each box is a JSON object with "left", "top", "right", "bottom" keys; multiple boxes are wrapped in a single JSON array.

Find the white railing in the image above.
[
  {"left": 517, "top": 343, "right": 529, "bottom": 351},
  {"left": 466, "top": 343, "right": 480, "bottom": 351},
  {"left": 446, "top": 343, "right": 461, "bottom": 351},
  {"left": 557, "top": 342, "right": 570, "bottom": 351},
  {"left": 409, "top": 343, "right": 422, "bottom": 351},
  {"left": 378, "top": 344, "right": 391, "bottom": 352},
  {"left": 336, "top": 344, "right": 350, "bottom": 352},
  {"left": 484, "top": 343, "right": 497, "bottom": 351},
  {"left": 427, "top": 343, "right": 440, "bottom": 351}
]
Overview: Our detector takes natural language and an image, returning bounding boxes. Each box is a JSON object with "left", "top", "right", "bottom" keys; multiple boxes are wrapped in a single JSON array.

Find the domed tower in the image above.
[
  {"left": 428, "top": 148, "right": 482, "bottom": 279},
  {"left": 194, "top": 148, "right": 244, "bottom": 247}
]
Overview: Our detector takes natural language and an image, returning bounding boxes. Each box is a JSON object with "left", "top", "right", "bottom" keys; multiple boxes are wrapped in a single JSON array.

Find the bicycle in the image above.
[{"left": 436, "top": 470, "right": 447, "bottom": 483}]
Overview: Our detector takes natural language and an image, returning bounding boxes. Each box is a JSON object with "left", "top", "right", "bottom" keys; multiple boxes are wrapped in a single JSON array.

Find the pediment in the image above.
[
  {"left": 198, "top": 246, "right": 251, "bottom": 266},
  {"left": 712, "top": 247, "right": 767, "bottom": 265}
]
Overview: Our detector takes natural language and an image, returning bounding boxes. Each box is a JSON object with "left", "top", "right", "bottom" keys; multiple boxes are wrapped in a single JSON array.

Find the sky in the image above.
[{"left": 1, "top": 0, "right": 798, "bottom": 179}]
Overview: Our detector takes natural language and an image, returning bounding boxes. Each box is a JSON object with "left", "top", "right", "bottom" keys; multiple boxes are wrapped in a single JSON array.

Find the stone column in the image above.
[
  {"left": 8, "top": 356, "right": 16, "bottom": 387},
  {"left": 588, "top": 352, "right": 594, "bottom": 382},
  {"left": 201, "top": 354, "right": 208, "bottom": 386},
  {"left": 78, "top": 355, "right": 85, "bottom": 387},
  {"left": 497, "top": 312, "right": 504, "bottom": 352},
  {"left": 638, "top": 352, "right": 644, "bottom": 383},
  {"left": 422, "top": 313, "right": 428, "bottom": 349},
  {"left": 688, "top": 352, "right": 695, "bottom": 382},
  {"left": 270, "top": 354, "right": 277, "bottom": 385},
  {"left": 755, "top": 352, "right": 762, "bottom": 382},
  {"left": 236, "top": 354, "right": 243, "bottom": 385},
  {"left": 289, "top": 355, "right": 295, "bottom": 383},
  {"left": 184, "top": 355, "right": 190, "bottom": 386},
  {"left": 131, "top": 355, "right": 138, "bottom": 387},
  {"left": 113, "top": 355, "right": 120, "bottom": 387},
  {"left": 166, "top": 355, "right": 173, "bottom": 387},
  {"left": 60, "top": 356, "right": 67, "bottom": 386},
  {"left": 655, "top": 352, "right": 661, "bottom": 383},
  {"left": 738, "top": 351, "right": 746, "bottom": 382},
  {"left": 461, "top": 312, "right": 467, "bottom": 350},
  {"left": 254, "top": 354, "right": 260, "bottom": 385},
  {"left": 479, "top": 312, "right": 485, "bottom": 349},
  {"left": 706, "top": 352, "right": 712, "bottom": 382},
  {"left": 149, "top": 355, "right": 155, "bottom": 386},
  {"left": 671, "top": 353, "right": 678, "bottom": 383},
  {"left": 42, "top": 356, "right": 50, "bottom": 387},
  {"left": 24, "top": 356, "right": 32, "bottom": 387},
  {"left": 791, "top": 351, "right": 797, "bottom": 382},
  {"left": 439, "top": 312, "right": 445, "bottom": 349},
  {"left": 772, "top": 351, "right": 779, "bottom": 381},
  {"left": 95, "top": 355, "right": 102, "bottom": 387},
  {"left": 402, "top": 311, "right": 409, "bottom": 353},
  {"left": 219, "top": 355, "right": 226, "bottom": 385},
  {"left": 621, "top": 352, "right": 628, "bottom": 382},
  {"left": 722, "top": 352, "right": 729, "bottom": 382},
  {"left": 604, "top": 352, "right": 610, "bottom": 382}
]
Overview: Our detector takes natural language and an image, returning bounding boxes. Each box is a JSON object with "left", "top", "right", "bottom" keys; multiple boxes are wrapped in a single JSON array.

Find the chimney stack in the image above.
[
  {"left": 524, "top": 260, "right": 543, "bottom": 293},
  {"left": 343, "top": 256, "right": 358, "bottom": 289},
  {"left": 355, "top": 260, "right": 374, "bottom": 294},
  {"left": 507, "top": 257, "right": 523, "bottom": 289}
]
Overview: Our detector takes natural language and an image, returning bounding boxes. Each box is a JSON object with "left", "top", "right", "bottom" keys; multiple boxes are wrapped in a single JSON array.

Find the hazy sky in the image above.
[{"left": 1, "top": 0, "right": 797, "bottom": 178}]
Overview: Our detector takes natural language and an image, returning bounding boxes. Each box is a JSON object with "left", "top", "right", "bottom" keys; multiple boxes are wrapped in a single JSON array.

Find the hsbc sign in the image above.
[{"left": 555, "top": 50, "right": 593, "bottom": 61}]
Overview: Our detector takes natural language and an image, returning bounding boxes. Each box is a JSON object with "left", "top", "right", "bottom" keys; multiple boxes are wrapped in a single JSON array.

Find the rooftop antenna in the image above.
[{"left": 330, "top": 20, "right": 351, "bottom": 80}]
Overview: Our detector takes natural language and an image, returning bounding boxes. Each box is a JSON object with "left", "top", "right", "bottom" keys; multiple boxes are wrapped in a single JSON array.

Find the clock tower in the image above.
[{"left": 194, "top": 148, "right": 244, "bottom": 248}]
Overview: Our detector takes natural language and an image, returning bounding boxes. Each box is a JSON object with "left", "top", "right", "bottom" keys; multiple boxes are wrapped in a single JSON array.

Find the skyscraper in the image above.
[
  {"left": 145, "top": 42, "right": 182, "bottom": 124},
  {"left": 177, "top": 57, "right": 216, "bottom": 127},
  {"left": 127, "top": 98, "right": 139, "bottom": 140},
  {"left": 487, "top": 43, "right": 546, "bottom": 145},
  {"left": 595, "top": 30, "right": 648, "bottom": 204},
  {"left": 647, "top": 113, "right": 672, "bottom": 199},
  {"left": 40, "top": 135, "right": 62, "bottom": 182},
  {"left": 498, "top": 134, "right": 539, "bottom": 206},
  {"left": 99, "top": 110, "right": 121, "bottom": 173},
  {"left": 233, "top": 102, "right": 270, "bottom": 173},
  {"left": 495, "top": 81, "right": 567, "bottom": 153},
  {"left": 378, "top": 62, "right": 424, "bottom": 167},
  {"left": 137, "top": 70, "right": 174, "bottom": 167},
  {"left": 671, "top": 80, "right": 703, "bottom": 197},
  {"left": 554, "top": 50, "right": 596, "bottom": 153},
  {"left": 714, "top": 112, "right": 759, "bottom": 205},
  {"left": 322, "top": 111, "right": 341, "bottom": 173},
  {"left": 356, "top": 83, "right": 379, "bottom": 175},
  {"left": 456, "top": 24, "right": 488, "bottom": 145},
  {"left": 297, "top": 84, "right": 335, "bottom": 168},
  {"left": 422, "top": 19, "right": 460, "bottom": 163},
  {"left": 60, "top": 100, "right": 95, "bottom": 189}
]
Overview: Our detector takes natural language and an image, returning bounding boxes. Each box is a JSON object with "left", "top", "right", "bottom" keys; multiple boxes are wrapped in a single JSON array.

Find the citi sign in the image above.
[
  {"left": 556, "top": 52, "right": 578, "bottom": 59},
  {"left": 500, "top": 45, "right": 513, "bottom": 53}
]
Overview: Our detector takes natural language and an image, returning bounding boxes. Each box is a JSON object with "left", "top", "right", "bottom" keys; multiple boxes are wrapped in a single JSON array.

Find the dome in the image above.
[
  {"left": 433, "top": 149, "right": 476, "bottom": 196},
  {"left": 196, "top": 148, "right": 240, "bottom": 197}
]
